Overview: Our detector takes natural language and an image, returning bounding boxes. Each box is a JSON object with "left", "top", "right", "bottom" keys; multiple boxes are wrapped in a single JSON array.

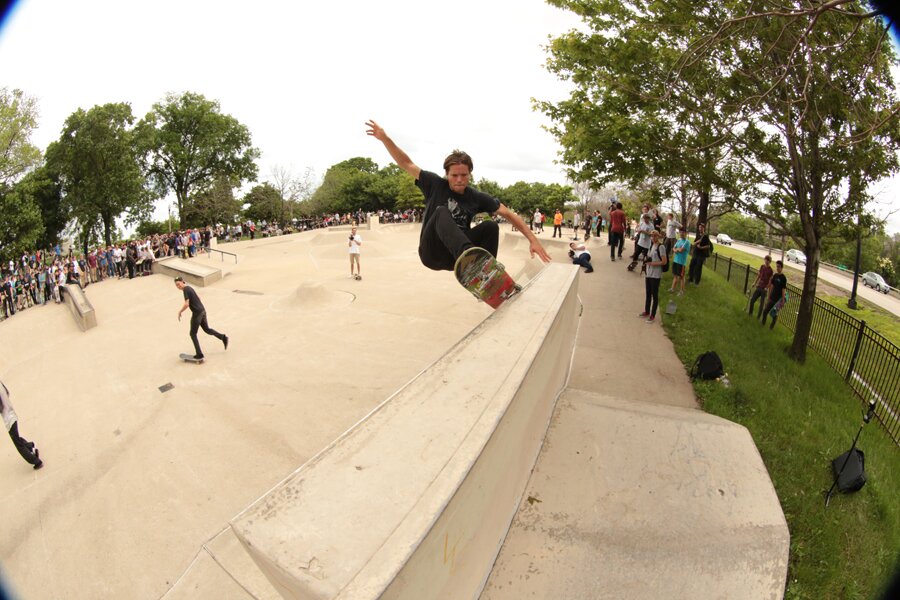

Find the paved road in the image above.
[{"left": 724, "top": 239, "right": 900, "bottom": 317}]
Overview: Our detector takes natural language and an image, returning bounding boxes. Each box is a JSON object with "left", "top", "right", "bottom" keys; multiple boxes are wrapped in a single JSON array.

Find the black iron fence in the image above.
[{"left": 707, "top": 253, "right": 900, "bottom": 446}]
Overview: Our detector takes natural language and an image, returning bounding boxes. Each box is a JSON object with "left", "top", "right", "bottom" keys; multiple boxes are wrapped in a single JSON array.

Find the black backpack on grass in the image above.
[{"left": 690, "top": 351, "right": 724, "bottom": 380}]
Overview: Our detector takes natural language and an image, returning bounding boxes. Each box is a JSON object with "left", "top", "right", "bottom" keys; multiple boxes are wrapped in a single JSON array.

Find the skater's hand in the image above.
[
  {"left": 530, "top": 240, "right": 552, "bottom": 263},
  {"left": 177, "top": 312, "right": 182, "bottom": 322},
  {"left": 365, "top": 120, "right": 387, "bottom": 141}
]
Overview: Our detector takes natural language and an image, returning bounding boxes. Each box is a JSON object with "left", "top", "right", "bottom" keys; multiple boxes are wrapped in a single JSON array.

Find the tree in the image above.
[
  {"left": 0, "top": 87, "right": 41, "bottom": 187},
  {"left": 270, "top": 165, "right": 316, "bottom": 223},
  {"left": 183, "top": 176, "right": 242, "bottom": 227},
  {"left": 692, "top": 2, "right": 900, "bottom": 361},
  {"left": 0, "top": 183, "right": 44, "bottom": 261},
  {"left": 539, "top": 1, "right": 736, "bottom": 228},
  {"left": 11, "top": 166, "right": 66, "bottom": 249},
  {"left": 243, "top": 183, "right": 282, "bottom": 223},
  {"left": 45, "top": 102, "right": 155, "bottom": 247},
  {"left": 138, "top": 92, "right": 259, "bottom": 227}
]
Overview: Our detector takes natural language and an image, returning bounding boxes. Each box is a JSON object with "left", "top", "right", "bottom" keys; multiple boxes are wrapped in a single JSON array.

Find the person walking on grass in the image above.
[
  {"left": 175, "top": 277, "right": 229, "bottom": 360},
  {"left": 365, "top": 120, "right": 551, "bottom": 272},
  {"left": 1, "top": 380, "right": 43, "bottom": 470},
  {"left": 748, "top": 255, "right": 774, "bottom": 318},
  {"left": 761, "top": 260, "right": 788, "bottom": 330},
  {"left": 639, "top": 230, "right": 668, "bottom": 324}
]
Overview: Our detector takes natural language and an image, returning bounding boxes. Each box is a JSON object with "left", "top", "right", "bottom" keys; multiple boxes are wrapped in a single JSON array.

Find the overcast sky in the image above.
[{"left": 1, "top": 0, "right": 899, "bottom": 234}]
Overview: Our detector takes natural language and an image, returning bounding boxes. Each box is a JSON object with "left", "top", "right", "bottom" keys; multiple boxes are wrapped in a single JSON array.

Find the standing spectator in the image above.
[
  {"left": 349, "top": 226, "right": 362, "bottom": 279},
  {"left": 568, "top": 242, "right": 593, "bottom": 273},
  {"left": 631, "top": 213, "right": 653, "bottom": 268},
  {"left": 1, "top": 380, "right": 43, "bottom": 470},
  {"left": 553, "top": 209, "right": 563, "bottom": 238},
  {"left": 748, "top": 255, "right": 774, "bottom": 318},
  {"left": 88, "top": 250, "right": 98, "bottom": 283},
  {"left": 761, "top": 260, "right": 788, "bottom": 329},
  {"left": 668, "top": 228, "right": 690, "bottom": 296},
  {"left": 687, "top": 223, "right": 712, "bottom": 285},
  {"left": 639, "top": 230, "right": 668, "bottom": 324},
  {"left": 664, "top": 213, "right": 681, "bottom": 259},
  {"left": 608, "top": 201, "right": 627, "bottom": 261}
]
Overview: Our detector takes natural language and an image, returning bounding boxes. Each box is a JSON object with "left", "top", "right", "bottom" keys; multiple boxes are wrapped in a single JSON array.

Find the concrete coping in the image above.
[
  {"left": 151, "top": 256, "right": 223, "bottom": 287},
  {"left": 230, "top": 263, "right": 581, "bottom": 600},
  {"left": 61, "top": 284, "right": 97, "bottom": 331}
]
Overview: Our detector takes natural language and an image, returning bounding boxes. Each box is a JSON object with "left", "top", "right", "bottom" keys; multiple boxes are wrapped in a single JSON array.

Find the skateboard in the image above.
[
  {"left": 354, "top": 274, "right": 362, "bottom": 281},
  {"left": 454, "top": 247, "right": 521, "bottom": 309},
  {"left": 180, "top": 353, "right": 204, "bottom": 364}
]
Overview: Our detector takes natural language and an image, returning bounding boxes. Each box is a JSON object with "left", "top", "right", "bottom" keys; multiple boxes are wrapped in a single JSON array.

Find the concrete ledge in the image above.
[
  {"left": 482, "top": 390, "right": 790, "bottom": 600},
  {"left": 230, "top": 263, "right": 581, "bottom": 600},
  {"left": 61, "top": 284, "right": 97, "bottom": 331},
  {"left": 152, "top": 256, "right": 222, "bottom": 287}
]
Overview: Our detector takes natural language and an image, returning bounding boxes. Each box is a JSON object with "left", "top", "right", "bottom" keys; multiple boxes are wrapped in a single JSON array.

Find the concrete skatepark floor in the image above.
[{"left": 0, "top": 224, "right": 536, "bottom": 599}]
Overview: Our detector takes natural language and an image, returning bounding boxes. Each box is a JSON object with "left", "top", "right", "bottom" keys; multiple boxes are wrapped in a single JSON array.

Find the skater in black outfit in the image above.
[
  {"left": 1, "top": 380, "right": 43, "bottom": 469},
  {"left": 175, "top": 277, "right": 228, "bottom": 359},
  {"left": 366, "top": 120, "right": 551, "bottom": 270}
]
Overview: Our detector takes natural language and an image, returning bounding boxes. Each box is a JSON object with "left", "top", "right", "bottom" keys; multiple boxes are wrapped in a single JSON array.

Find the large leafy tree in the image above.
[
  {"left": 692, "top": 1, "right": 900, "bottom": 361},
  {"left": 539, "top": 0, "right": 736, "bottom": 226},
  {"left": 45, "top": 102, "right": 155, "bottom": 248},
  {"left": 138, "top": 92, "right": 259, "bottom": 227},
  {"left": 11, "top": 165, "right": 66, "bottom": 249},
  {"left": 243, "top": 182, "right": 282, "bottom": 223},
  {"left": 183, "top": 175, "right": 242, "bottom": 228},
  {"left": 0, "top": 182, "right": 44, "bottom": 261},
  {"left": 0, "top": 87, "right": 41, "bottom": 187}
]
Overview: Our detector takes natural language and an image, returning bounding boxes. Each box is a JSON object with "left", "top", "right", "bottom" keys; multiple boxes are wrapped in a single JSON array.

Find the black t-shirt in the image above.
[
  {"left": 770, "top": 273, "right": 787, "bottom": 299},
  {"left": 183, "top": 285, "right": 205, "bottom": 313},
  {"left": 416, "top": 170, "right": 501, "bottom": 241}
]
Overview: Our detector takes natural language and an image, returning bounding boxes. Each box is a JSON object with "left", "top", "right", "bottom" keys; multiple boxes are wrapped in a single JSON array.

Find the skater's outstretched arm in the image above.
[
  {"left": 496, "top": 204, "right": 552, "bottom": 263},
  {"left": 365, "top": 120, "right": 420, "bottom": 180}
]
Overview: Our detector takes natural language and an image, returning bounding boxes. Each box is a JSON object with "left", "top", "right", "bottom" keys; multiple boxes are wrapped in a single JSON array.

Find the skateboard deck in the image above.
[
  {"left": 454, "top": 247, "right": 521, "bottom": 309},
  {"left": 180, "top": 353, "right": 204, "bottom": 364}
]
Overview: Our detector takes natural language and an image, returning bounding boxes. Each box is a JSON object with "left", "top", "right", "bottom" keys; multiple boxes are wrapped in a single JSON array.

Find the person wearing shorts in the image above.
[{"left": 669, "top": 228, "right": 690, "bottom": 295}]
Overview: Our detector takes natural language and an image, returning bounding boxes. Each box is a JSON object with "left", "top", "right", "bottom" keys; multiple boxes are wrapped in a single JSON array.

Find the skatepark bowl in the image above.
[{"left": 0, "top": 222, "right": 789, "bottom": 599}]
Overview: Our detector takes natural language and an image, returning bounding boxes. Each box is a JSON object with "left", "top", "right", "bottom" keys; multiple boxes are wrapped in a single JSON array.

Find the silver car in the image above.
[
  {"left": 862, "top": 271, "right": 891, "bottom": 294},
  {"left": 716, "top": 233, "right": 733, "bottom": 246},
  {"left": 786, "top": 249, "right": 807, "bottom": 265}
]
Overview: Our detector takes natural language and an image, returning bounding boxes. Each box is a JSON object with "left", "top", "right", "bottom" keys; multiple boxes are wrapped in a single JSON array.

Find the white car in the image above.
[
  {"left": 862, "top": 272, "right": 891, "bottom": 294},
  {"left": 786, "top": 249, "right": 807, "bottom": 265},
  {"left": 716, "top": 233, "right": 733, "bottom": 246}
]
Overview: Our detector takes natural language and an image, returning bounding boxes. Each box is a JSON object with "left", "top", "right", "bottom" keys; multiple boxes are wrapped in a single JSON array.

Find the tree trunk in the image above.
[
  {"left": 788, "top": 243, "right": 819, "bottom": 363},
  {"left": 698, "top": 188, "right": 710, "bottom": 227}
]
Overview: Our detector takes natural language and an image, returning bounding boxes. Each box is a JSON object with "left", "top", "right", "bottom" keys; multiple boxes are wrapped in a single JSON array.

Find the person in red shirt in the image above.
[
  {"left": 749, "top": 255, "right": 774, "bottom": 318},
  {"left": 608, "top": 202, "right": 627, "bottom": 261}
]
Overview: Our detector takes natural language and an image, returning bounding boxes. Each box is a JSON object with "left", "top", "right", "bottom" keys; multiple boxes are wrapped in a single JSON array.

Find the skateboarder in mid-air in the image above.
[
  {"left": 365, "top": 120, "right": 552, "bottom": 273},
  {"left": 175, "top": 277, "right": 228, "bottom": 360}
]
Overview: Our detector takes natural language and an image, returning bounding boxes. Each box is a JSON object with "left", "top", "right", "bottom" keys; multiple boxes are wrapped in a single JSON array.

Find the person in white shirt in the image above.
[
  {"left": 348, "top": 226, "right": 363, "bottom": 279},
  {"left": 664, "top": 213, "right": 681, "bottom": 258}
]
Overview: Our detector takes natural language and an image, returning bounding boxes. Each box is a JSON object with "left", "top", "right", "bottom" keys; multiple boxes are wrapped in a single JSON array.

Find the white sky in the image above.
[{"left": 1, "top": 0, "right": 899, "bottom": 234}]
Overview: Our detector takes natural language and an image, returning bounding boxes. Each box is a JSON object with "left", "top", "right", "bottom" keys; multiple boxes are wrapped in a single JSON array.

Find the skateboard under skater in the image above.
[
  {"left": 180, "top": 353, "right": 204, "bottom": 364},
  {"left": 454, "top": 246, "right": 521, "bottom": 309}
]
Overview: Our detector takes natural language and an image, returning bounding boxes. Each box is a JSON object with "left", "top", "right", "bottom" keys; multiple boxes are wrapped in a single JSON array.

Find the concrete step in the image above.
[{"left": 481, "top": 389, "right": 790, "bottom": 600}]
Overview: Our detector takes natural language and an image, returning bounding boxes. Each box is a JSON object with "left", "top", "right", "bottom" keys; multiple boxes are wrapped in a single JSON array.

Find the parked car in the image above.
[
  {"left": 862, "top": 271, "right": 891, "bottom": 294},
  {"left": 786, "top": 249, "right": 807, "bottom": 265},
  {"left": 716, "top": 233, "right": 733, "bottom": 246}
]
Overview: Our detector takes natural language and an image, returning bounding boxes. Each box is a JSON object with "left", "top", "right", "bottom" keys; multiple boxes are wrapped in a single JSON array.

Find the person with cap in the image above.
[
  {"left": 1, "top": 379, "right": 43, "bottom": 469},
  {"left": 175, "top": 277, "right": 229, "bottom": 360}
]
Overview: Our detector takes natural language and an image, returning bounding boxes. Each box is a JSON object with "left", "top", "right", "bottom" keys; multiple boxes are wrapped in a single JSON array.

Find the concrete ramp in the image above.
[
  {"left": 229, "top": 264, "right": 581, "bottom": 599},
  {"left": 61, "top": 284, "right": 97, "bottom": 331},
  {"left": 481, "top": 389, "right": 790, "bottom": 600},
  {"left": 152, "top": 256, "right": 222, "bottom": 286}
]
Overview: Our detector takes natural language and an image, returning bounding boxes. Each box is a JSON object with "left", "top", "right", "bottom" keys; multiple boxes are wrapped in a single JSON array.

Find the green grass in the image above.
[{"left": 660, "top": 269, "right": 900, "bottom": 599}]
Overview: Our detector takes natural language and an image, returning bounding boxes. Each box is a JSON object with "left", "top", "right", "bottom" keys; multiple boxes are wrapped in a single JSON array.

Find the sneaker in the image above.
[
  {"left": 611, "top": 257, "right": 615, "bottom": 262},
  {"left": 638, "top": 311, "right": 650, "bottom": 318},
  {"left": 677, "top": 291, "right": 684, "bottom": 297},
  {"left": 194, "top": 354, "right": 204, "bottom": 360},
  {"left": 585, "top": 268, "right": 594, "bottom": 273},
  {"left": 33, "top": 460, "right": 43, "bottom": 470},
  {"left": 646, "top": 316, "right": 656, "bottom": 323},
  {"left": 223, "top": 335, "right": 229, "bottom": 350}
]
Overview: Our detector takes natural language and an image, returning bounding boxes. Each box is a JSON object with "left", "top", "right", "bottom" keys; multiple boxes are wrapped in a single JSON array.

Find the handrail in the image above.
[{"left": 205, "top": 248, "right": 238, "bottom": 263}]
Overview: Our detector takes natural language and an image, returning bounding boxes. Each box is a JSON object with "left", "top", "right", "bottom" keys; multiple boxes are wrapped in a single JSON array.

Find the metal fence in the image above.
[{"left": 707, "top": 253, "right": 900, "bottom": 446}]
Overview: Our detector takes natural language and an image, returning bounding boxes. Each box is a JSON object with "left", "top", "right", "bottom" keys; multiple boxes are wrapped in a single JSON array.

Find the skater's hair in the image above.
[
  {"left": 775, "top": 260, "right": 783, "bottom": 267},
  {"left": 616, "top": 202, "right": 623, "bottom": 209},
  {"left": 443, "top": 150, "right": 473, "bottom": 174}
]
